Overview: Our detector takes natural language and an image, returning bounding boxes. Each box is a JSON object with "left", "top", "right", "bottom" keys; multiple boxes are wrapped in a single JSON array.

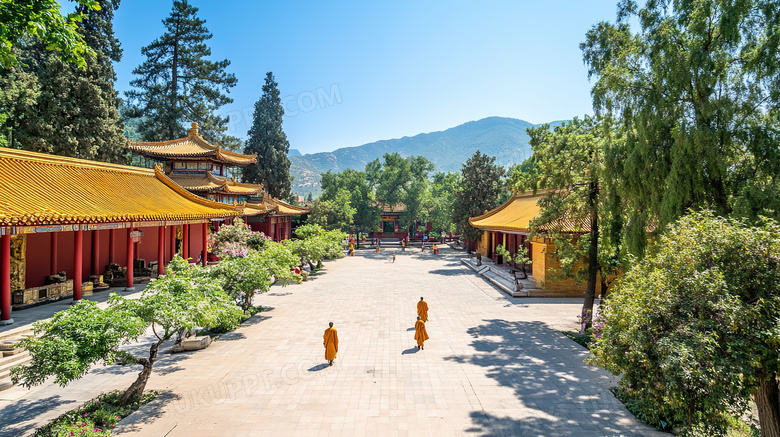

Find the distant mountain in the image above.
[
  {"left": 288, "top": 149, "right": 302, "bottom": 157},
  {"left": 290, "top": 116, "right": 550, "bottom": 196}
]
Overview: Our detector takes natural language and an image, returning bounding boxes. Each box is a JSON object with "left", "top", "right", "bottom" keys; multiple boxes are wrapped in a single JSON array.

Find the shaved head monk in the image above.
[
  {"left": 417, "top": 297, "right": 428, "bottom": 322},
  {"left": 414, "top": 316, "right": 429, "bottom": 350},
  {"left": 324, "top": 322, "right": 338, "bottom": 366}
]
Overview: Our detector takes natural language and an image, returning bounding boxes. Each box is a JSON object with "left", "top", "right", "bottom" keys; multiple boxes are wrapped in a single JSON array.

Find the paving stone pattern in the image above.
[{"left": 0, "top": 248, "right": 667, "bottom": 437}]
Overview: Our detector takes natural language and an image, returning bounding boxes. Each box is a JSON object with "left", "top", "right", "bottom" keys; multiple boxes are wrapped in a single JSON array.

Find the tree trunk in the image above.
[
  {"left": 119, "top": 339, "right": 162, "bottom": 406},
  {"left": 755, "top": 373, "right": 780, "bottom": 437},
  {"left": 581, "top": 181, "right": 599, "bottom": 333}
]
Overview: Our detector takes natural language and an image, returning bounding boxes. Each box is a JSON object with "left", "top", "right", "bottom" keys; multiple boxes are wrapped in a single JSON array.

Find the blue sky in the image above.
[{"left": 106, "top": 1, "right": 620, "bottom": 155}]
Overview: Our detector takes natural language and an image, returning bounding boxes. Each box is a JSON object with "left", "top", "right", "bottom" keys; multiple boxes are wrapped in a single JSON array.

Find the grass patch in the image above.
[
  {"left": 34, "top": 391, "right": 157, "bottom": 437},
  {"left": 561, "top": 330, "right": 594, "bottom": 350}
]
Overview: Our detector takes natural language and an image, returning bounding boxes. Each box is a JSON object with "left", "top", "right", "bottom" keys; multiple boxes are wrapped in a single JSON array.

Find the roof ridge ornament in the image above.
[{"left": 188, "top": 122, "right": 198, "bottom": 137}]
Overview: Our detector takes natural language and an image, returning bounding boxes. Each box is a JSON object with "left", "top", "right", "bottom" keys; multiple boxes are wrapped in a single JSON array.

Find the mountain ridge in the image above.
[{"left": 290, "top": 116, "right": 557, "bottom": 196}]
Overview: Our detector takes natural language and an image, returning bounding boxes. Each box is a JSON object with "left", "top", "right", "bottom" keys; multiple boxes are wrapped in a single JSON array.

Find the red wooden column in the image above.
[
  {"left": 50, "top": 232, "right": 58, "bottom": 274},
  {"left": 157, "top": 226, "right": 165, "bottom": 276},
  {"left": 109, "top": 229, "right": 115, "bottom": 264},
  {"left": 201, "top": 222, "right": 207, "bottom": 266},
  {"left": 170, "top": 225, "right": 176, "bottom": 259},
  {"left": 126, "top": 227, "right": 135, "bottom": 291},
  {"left": 91, "top": 230, "right": 100, "bottom": 276},
  {"left": 73, "top": 229, "right": 83, "bottom": 302},
  {"left": 214, "top": 220, "right": 220, "bottom": 233},
  {"left": 1, "top": 234, "right": 12, "bottom": 325},
  {"left": 182, "top": 224, "right": 189, "bottom": 261}
]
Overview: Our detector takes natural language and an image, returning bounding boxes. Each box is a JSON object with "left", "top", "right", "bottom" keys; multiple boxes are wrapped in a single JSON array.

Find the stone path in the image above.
[{"left": 0, "top": 247, "right": 666, "bottom": 436}]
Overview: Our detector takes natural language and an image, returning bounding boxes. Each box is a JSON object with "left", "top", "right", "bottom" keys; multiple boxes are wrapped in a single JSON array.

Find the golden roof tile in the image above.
[
  {"left": 169, "top": 173, "right": 262, "bottom": 195},
  {"left": 127, "top": 123, "right": 257, "bottom": 166},
  {"left": 469, "top": 191, "right": 589, "bottom": 234},
  {"left": 0, "top": 147, "right": 242, "bottom": 227}
]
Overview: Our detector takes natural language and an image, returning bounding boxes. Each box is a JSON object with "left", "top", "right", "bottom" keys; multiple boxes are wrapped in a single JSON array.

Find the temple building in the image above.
[
  {"left": 127, "top": 123, "right": 308, "bottom": 241},
  {"left": 469, "top": 191, "right": 603, "bottom": 296},
  {"left": 0, "top": 147, "right": 243, "bottom": 325}
]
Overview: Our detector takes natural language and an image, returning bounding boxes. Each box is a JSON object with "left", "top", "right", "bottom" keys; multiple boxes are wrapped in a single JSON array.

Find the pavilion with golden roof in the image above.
[
  {"left": 469, "top": 191, "right": 599, "bottom": 296},
  {"left": 0, "top": 147, "right": 243, "bottom": 325},
  {"left": 127, "top": 123, "right": 308, "bottom": 241}
]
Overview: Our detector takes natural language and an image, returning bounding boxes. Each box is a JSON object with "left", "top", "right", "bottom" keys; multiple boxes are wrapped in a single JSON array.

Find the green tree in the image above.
[
  {"left": 429, "top": 172, "right": 460, "bottom": 235},
  {"left": 366, "top": 153, "right": 434, "bottom": 231},
  {"left": 210, "top": 241, "right": 300, "bottom": 311},
  {"left": 307, "top": 188, "right": 356, "bottom": 231},
  {"left": 453, "top": 150, "right": 505, "bottom": 244},
  {"left": 590, "top": 212, "right": 780, "bottom": 437},
  {"left": 0, "top": 0, "right": 99, "bottom": 69},
  {"left": 12, "top": 256, "right": 243, "bottom": 406},
  {"left": 512, "top": 116, "right": 623, "bottom": 317},
  {"left": 320, "top": 169, "right": 380, "bottom": 234},
  {"left": 0, "top": 1, "right": 128, "bottom": 162},
  {"left": 581, "top": 0, "right": 780, "bottom": 255},
  {"left": 242, "top": 72, "right": 292, "bottom": 199},
  {"left": 126, "top": 0, "right": 237, "bottom": 144}
]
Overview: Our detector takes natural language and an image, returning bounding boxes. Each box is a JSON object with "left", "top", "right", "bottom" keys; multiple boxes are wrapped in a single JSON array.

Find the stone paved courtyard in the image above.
[{"left": 0, "top": 247, "right": 666, "bottom": 436}]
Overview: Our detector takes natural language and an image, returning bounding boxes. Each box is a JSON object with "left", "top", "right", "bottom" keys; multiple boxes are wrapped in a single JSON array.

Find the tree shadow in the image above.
[
  {"left": 427, "top": 268, "right": 463, "bottom": 276},
  {"left": 267, "top": 292, "right": 292, "bottom": 297},
  {"left": 447, "top": 319, "right": 667, "bottom": 436},
  {"left": 0, "top": 395, "right": 74, "bottom": 437},
  {"left": 111, "top": 390, "right": 177, "bottom": 434},
  {"left": 216, "top": 331, "right": 247, "bottom": 342},
  {"left": 239, "top": 314, "right": 271, "bottom": 327},
  {"left": 401, "top": 346, "right": 419, "bottom": 355}
]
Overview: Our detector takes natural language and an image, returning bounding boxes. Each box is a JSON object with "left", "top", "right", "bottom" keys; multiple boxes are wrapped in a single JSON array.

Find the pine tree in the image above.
[
  {"left": 242, "top": 72, "right": 292, "bottom": 199},
  {"left": 453, "top": 151, "right": 505, "bottom": 244},
  {"left": 0, "top": 0, "right": 127, "bottom": 163},
  {"left": 126, "top": 0, "right": 237, "bottom": 144}
]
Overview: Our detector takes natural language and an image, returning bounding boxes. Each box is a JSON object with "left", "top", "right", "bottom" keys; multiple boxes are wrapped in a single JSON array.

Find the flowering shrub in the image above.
[{"left": 218, "top": 241, "right": 249, "bottom": 259}]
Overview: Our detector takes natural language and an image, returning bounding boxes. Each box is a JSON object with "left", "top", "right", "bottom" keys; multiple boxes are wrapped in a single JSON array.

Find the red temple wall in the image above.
[{"left": 25, "top": 233, "right": 51, "bottom": 288}]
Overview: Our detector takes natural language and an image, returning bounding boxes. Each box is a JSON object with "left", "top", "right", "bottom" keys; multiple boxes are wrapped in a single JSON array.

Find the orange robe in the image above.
[
  {"left": 324, "top": 327, "right": 338, "bottom": 360},
  {"left": 414, "top": 320, "right": 429, "bottom": 347},
  {"left": 417, "top": 300, "right": 429, "bottom": 322}
]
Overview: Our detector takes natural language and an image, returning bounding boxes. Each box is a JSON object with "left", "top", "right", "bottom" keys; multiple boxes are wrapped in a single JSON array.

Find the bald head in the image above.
[
  {"left": 420, "top": 297, "right": 424, "bottom": 301},
  {"left": 417, "top": 316, "right": 421, "bottom": 320},
  {"left": 329, "top": 322, "right": 333, "bottom": 327}
]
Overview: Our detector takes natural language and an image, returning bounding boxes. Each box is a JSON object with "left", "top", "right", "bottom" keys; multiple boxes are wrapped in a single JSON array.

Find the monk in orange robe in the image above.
[
  {"left": 414, "top": 316, "right": 429, "bottom": 350},
  {"left": 417, "top": 297, "right": 428, "bottom": 322},
  {"left": 323, "top": 322, "right": 338, "bottom": 366}
]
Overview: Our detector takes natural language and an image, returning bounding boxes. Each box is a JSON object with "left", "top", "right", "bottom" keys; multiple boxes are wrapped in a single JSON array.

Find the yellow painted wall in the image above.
[
  {"left": 476, "top": 231, "right": 491, "bottom": 257},
  {"left": 530, "top": 237, "right": 611, "bottom": 296}
]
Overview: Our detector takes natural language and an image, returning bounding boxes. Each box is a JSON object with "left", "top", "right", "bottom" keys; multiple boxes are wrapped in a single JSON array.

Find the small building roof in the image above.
[
  {"left": 170, "top": 173, "right": 262, "bottom": 196},
  {"left": 127, "top": 123, "right": 257, "bottom": 166},
  {"left": 243, "top": 196, "right": 310, "bottom": 217},
  {"left": 468, "top": 191, "right": 590, "bottom": 234},
  {"left": 0, "top": 147, "right": 242, "bottom": 227}
]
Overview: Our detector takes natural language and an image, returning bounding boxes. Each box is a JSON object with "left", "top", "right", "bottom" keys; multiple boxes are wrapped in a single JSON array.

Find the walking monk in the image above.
[
  {"left": 324, "top": 322, "right": 338, "bottom": 366},
  {"left": 417, "top": 297, "right": 428, "bottom": 322},
  {"left": 414, "top": 316, "right": 429, "bottom": 350}
]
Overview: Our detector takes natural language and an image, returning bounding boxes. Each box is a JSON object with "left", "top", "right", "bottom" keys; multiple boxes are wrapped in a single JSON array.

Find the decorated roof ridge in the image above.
[
  {"left": 0, "top": 148, "right": 242, "bottom": 227},
  {"left": 229, "top": 177, "right": 264, "bottom": 190},
  {"left": 127, "top": 122, "right": 257, "bottom": 164},
  {"left": 154, "top": 165, "right": 244, "bottom": 213},
  {"left": 468, "top": 189, "right": 553, "bottom": 223},
  {"left": 270, "top": 196, "right": 310, "bottom": 214},
  {"left": 0, "top": 147, "right": 153, "bottom": 176}
]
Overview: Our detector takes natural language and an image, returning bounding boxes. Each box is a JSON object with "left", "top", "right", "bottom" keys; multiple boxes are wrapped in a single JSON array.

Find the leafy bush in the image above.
[
  {"left": 589, "top": 211, "right": 780, "bottom": 436},
  {"left": 34, "top": 391, "right": 156, "bottom": 437}
]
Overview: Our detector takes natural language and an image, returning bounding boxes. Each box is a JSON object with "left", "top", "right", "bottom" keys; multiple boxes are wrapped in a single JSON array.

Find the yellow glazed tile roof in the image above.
[
  {"left": 469, "top": 192, "right": 542, "bottom": 233},
  {"left": 469, "top": 191, "right": 590, "bottom": 234},
  {"left": 0, "top": 147, "right": 242, "bottom": 227},
  {"left": 269, "top": 197, "right": 310, "bottom": 215},
  {"left": 128, "top": 123, "right": 257, "bottom": 166},
  {"left": 170, "top": 173, "right": 262, "bottom": 195}
]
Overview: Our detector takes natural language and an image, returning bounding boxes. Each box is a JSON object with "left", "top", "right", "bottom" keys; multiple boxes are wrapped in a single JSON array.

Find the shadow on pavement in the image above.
[
  {"left": 447, "top": 319, "right": 665, "bottom": 437},
  {"left": 401, "top": 346, "right": 419, "bottom": 355},
  {"left": 111, "top": 391, "right": 176, "bottom": 435},
  {"left": 307, "top": 363, "right": 330, "bottom": 372},
  {"left": 426, "top": 268, "right": 462, "bottom": 276},
  {"left": 0, "top": 395, "right": 74, "bottom": 437}
]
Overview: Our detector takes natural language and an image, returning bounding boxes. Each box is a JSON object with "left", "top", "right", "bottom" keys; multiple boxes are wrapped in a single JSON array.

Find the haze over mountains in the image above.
[{"left": 290, "top": 116, "right": 563, "bottom": 196}]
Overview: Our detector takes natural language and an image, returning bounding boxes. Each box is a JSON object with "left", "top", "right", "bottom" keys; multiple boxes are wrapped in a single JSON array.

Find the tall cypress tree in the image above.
[
  {"left": 0, "top": 0, "right": 127, "bottom": 163},
  {"left": 242, "top": 72, "right": 292, "bottom": 199},
  {"left": 126, "top": 0, "right": 237, "bottom": 144},
  {"left": 453, "top": 150, "right": 505, "bottom": 245}
]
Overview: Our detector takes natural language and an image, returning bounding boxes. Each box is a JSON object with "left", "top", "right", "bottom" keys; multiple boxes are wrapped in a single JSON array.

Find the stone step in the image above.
[
  {"left": 0, "top": 350, "right": 31, "bottom": 374},
  {"left": 0, "top": 381, "right": 13, "bottom": 392}
]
